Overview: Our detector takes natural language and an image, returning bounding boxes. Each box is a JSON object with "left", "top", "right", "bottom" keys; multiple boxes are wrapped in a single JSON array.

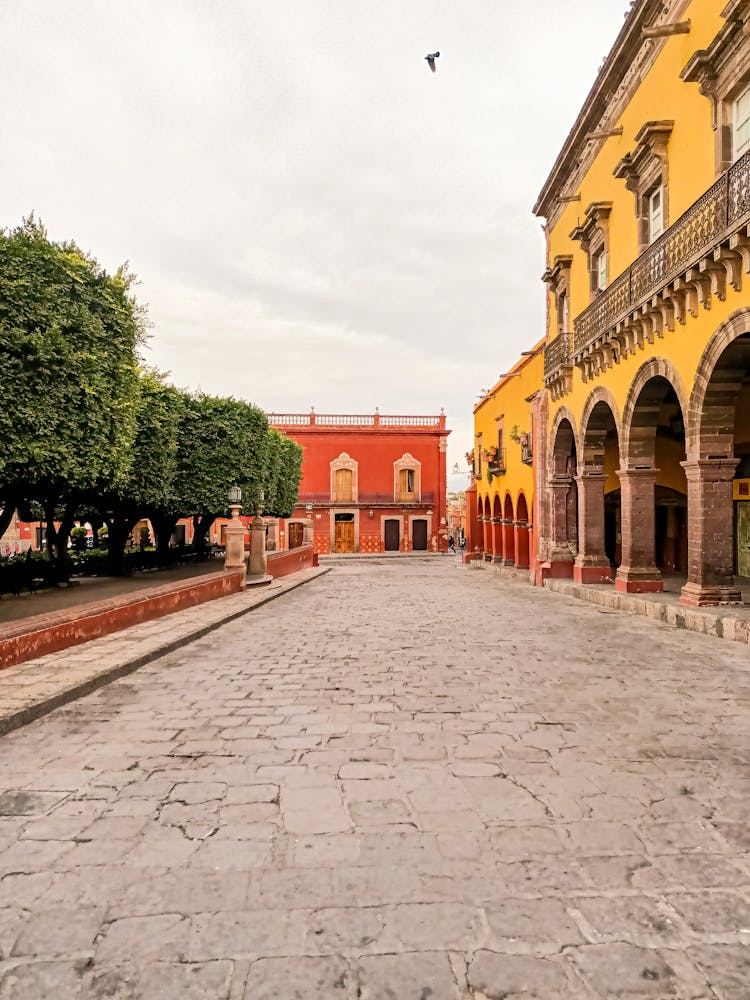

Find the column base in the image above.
[
  {"left": 491, "top": 555, "right": 504, "bottom": 564},
  {"left": 574, "top": 561, "right": 613, "bottom": 585},
  {"left": 541, "top": 559, "right": 574, "bottom": 580},
  {"left": 615, "top": 567, "right": 663, "bottom": 593},
  {"left": 680, "top": 581, "right": 744, "bottom": 607},
  {"left": 483, "top": 553, "right": 493, "bottom": 562}
]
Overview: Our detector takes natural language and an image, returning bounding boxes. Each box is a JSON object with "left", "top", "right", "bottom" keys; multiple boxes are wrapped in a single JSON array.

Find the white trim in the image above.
[{"left": 393, "top": 452, "right": 422, "bottom": 502}]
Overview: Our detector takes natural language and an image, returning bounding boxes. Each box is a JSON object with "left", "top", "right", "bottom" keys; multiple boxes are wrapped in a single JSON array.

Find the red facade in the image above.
[{"left": 269, "top": 411, "right": 450, "bottom": 554}]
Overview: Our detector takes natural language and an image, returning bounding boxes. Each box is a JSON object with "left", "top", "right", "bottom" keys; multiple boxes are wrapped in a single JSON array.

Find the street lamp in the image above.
[{"left": 228, "top": 484, "right": 242, "bottom": 506}]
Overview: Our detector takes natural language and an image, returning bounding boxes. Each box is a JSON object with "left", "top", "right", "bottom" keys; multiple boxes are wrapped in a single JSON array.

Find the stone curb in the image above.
[
  {"left": 0, "top": 566, "right": 330, "bottom": 738},
  {"left": 468, "top": 560, "right": 534, "bottom": 585},
  {"left": 543, "top": 577, "right": 750, "bottom": 646}
]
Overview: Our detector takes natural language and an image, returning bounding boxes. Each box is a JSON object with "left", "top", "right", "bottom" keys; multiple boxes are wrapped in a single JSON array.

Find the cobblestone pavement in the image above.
[{"left": 2, "top": 558, "right": 750, "bottom": 999}]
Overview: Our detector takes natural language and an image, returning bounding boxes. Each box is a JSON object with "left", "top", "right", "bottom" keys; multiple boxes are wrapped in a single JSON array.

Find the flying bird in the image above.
[{"left": 425, "top": 51, "right": 440, "bottom": 73}]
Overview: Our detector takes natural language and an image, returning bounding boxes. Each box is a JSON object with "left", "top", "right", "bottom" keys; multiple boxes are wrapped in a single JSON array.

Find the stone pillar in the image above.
[
  {"left": 303, "top": 518, "right": 314, "bottom": 545},
  {"left": 574, "top": 470, "right": 612, "bottom": 584},
  {"left": 224, "top": 505, "right": 247, "bottom": 581},
  {"left": 482, "top": 515, "right": 491, "bottom": 558},
  {"left": 491, "top": 518, "right": 503, "bottom": 564},
  {"left": 249, "top": 516, "right": 268, "bottom": 578},
  {"left": 680, "top": 457, "right": 742, "bottom": 606},
  {"left": 545, "top": 477, "right": 574, "bottom": 578},
  {"left": 616, "top": 467, "right": 662, "bottom": 593},
  {"left": 502, "top": 518, "right": 515, "bottom": 566}
]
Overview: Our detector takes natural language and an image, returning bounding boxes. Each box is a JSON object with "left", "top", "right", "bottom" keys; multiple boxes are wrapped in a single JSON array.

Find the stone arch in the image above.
[
  {"left": 621, "top": 358, "right": 689, "bottom": 466},
  {"left": 549, "top": 406, "right": 579, "bottom": 477},
  {"left": 686, "top": 307, "right": 750, "bottom": 457},
  {"left": 492, "top": 494, "right": 503, "bottom": 561},
  {"left": 579, "top": 386, "right": 621, "bottom": 463},
  {"left": 503, "top": 493, "right": 516, "bottom": 566},
  {"left": 483, "top": 495, "right": 492, "bottom": 558},
  {"left": 515, "top": 491, "right": 530, "bottom": 570}
]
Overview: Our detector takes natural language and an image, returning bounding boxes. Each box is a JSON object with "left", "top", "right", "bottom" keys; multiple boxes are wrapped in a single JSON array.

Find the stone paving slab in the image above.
[
  {"left": 0, "top": 559, "right": 749, "bottom": 998},
  {"left": 0, "top": 567, "right": 328, "bottom": 738}
]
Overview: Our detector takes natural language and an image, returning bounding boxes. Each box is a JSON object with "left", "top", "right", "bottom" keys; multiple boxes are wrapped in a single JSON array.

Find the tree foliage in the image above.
[{"left": 0, "top": 219, "right": 302, "bottom": 569}]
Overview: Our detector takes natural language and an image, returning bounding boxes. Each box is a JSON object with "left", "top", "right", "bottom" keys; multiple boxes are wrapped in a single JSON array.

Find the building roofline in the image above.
[
  {"left": 473, "top": 337, "right": 546, "bottom": 415},
  {"left": 533, "top": 0, "right": 665, "bottom": 220}
]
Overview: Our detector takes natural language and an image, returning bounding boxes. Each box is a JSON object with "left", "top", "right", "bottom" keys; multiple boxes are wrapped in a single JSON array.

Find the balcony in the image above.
[
  {"left": 543, "top": 333, "right": 573, "bottom": 400},
  {"left": 296, "top": 491, "right": 435, "bottom": 508},
  {"left": 486, "top": 449, "right": 506, "bottom": 480},
  {"left": 571, "top": 149, "right": 750, "bottom": 381}
]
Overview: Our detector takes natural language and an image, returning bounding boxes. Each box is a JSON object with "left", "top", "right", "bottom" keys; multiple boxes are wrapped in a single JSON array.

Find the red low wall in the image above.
[
  {"left": 266, "top": 544, "right": 314, "bottom": 578},
  {"left": 0, "top": 570, "right": 245, "bottom": 671}
]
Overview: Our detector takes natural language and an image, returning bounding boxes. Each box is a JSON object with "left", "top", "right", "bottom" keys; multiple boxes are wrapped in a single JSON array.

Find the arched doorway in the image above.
[
  {"left": 683, "top": 318, "right": 750, "bottom": 605},
  {"left": 483, "top": 497, "right": 492, "bottom": 560},
  {"left": 576, "top": 395, "right": 620, "bottom": 584},
  {"left": 546, "top": 414, "right": 578, "bottom": 577},
  {"left": 620, "top": 367, "right": 687, "bottom": 594},
  {"left": 515, "top": 493, "right": 530, "bottom": 569},
  {"left": 503, "top": 494, "right": 516, "bottom": 566},
  {"left": 492, "top": 495, "right": 503, "bottom": 563}
]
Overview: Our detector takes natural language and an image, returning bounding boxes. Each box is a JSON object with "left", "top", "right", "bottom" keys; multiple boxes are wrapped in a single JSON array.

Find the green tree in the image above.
[
  {"left": 0, "top": 217, "right": 143, "bottom": 562},
  {"left": 263, "top": 430, "right": 302, "bottom": 518},
  {"left": 98, "top": 370, "right": 184, "bottom": 569}
]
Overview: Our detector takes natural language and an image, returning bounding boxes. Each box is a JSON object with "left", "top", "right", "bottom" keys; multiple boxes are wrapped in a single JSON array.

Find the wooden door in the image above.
[
  {"left": 384, "top": 519, "right": 400, "bottom": 552},
  {"left": 737, "top": 501, "right": 750, "bottom": 577},
  {"left": 335, "top": 520, "right": 355, "bottom": 553},
  {"left": 411, "top": 519, "right": 428, "bottom": 551},
  {"left": 335, "top": 468, "right": 353, "bottom": 502},
  {"left": 288, "top": 522, "right": 304, "bottom": 549}
]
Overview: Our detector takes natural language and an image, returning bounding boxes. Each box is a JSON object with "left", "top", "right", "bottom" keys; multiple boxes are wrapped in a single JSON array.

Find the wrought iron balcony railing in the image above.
[
  {"left": 573, "top": 148, "right": 750, "bottom": 357},
  {"left": 295, "top": 491, "right": 436, "bottom": 507},
  {"left": 543, "top": 333, "right": 571, "bottom": 382}
]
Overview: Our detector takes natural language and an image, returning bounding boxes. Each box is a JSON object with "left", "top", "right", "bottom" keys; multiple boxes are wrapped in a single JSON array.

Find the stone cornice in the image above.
[
  {"left": 570, "top": 202, "right": 613, "bottom": 248},
  {"left": 542, "top": 254, "right": 573, "bottom": 286},
  {"left": 534, "top": 0, "right": 688, "bottom": 223},
  {"left": 613, "top": 121, "right": 674, "bottom": 190}
]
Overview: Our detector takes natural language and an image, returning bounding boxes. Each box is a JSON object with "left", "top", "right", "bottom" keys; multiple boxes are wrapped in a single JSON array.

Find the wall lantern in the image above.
[{"left": 368, "top": 509, "right": 374, "bottom": 519}]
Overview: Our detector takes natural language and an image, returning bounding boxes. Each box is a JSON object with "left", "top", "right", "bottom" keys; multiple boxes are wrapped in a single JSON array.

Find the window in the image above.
[
  {"left": 735, "top": 84, "right": 750, "bottom": 160},
  {"left": 334, "top": 468, "right": 353, "bottom": 502},
  {"left": 477, "top": 434, "right": 483, "bottom": 477},
  {"left": 557, "top": 291, "right": 569, "bottom": 334},
  {"left": 594, "top": 249, "right": 607, "bottom": 291},
  {"left": 647, "top": 186, "right": 664, "bottom": 242},
  {"left": 398, "top": 468, "right": 415, "bottom": 497}
]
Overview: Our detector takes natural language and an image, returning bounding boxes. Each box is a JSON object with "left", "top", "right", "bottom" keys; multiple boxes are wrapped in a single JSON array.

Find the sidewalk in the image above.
[
  {"left": 469, "top": 560, "right": 750, "bottom": 646},
  {"left": 0, "top": 560, "right": 222, "bottom": 625},
  {"left": 0, "top": 566, "right": 328, "bottom": 737}
]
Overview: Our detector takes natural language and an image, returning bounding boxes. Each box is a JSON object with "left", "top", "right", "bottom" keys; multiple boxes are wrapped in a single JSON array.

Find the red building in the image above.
[{"left": 269, "top": 410, "right": 450, "bottom": 554}]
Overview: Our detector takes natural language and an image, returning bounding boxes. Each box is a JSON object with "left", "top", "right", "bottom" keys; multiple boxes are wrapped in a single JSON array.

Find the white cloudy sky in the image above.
[{"left": 1, "top": 1, "right": 630, "bottom": 490}]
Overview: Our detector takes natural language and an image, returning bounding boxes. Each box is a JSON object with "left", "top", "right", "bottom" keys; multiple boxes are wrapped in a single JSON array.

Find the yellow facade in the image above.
[
  {"left": 534, "top": 0, "right": 750, "bottom": 603},
  {"left": 471, "top": 343, "right": 544, "bottom": 565}
]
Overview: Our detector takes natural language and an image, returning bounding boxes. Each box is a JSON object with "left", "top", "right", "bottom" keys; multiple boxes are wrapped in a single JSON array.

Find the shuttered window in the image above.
[{"left": 735, "top": 84, "right": 750, "bottom": 159}]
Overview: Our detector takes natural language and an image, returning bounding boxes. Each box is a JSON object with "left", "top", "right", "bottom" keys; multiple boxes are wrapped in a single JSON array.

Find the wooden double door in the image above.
[
  {"left": 384, "top": 519, "right": 400, "bottom": 552},
  {"left": 334, "top": 517, "right": 355, "bottom": 553},
  {"left": 412, "top": 519, "right": 428, "bottom": 551}
]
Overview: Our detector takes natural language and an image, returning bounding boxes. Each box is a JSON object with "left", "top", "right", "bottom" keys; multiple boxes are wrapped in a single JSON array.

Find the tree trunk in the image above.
[
  {"left": 192, "top": 514, "right": 216, "bottom": 555},
  {"left": 151, "top": 513, "right": 179, "bottom": 562},
  {"left": 0, "top": 500, "right": 16, "bottom": 541},
  {"left": 106, "top": 513, "right": 138, "bottom": 574}
]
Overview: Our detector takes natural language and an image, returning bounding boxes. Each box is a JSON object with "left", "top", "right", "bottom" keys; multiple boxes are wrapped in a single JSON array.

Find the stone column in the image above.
[
  {"left": 491, "top": 518, "right": 503, "bottom": 564},
  {"left": 303, "top": 518, "right": 314, "bottom": 545},
  {"left": 616, "top": 466, "right": 662, "bottom": 593},
  {"left": 224, "top": 505, "right": 247, "bottom": 582},
  {"left": 502, "top": 518, "right": 515, "bottom": 566},
  {"left": 249, "top": 516, "right": 268, "bottom": 578},
  {"left": 482, "top": 515, "right": 491, "bottom": 559},
  {"left": 545, "top": 477, "right": 574, "bottom": 578},
  {"left": 574, "top": 470, "right": 612, "bottom": 584},
  {"left": 680, "top": 457, "right": 742, "bottom": 606}
]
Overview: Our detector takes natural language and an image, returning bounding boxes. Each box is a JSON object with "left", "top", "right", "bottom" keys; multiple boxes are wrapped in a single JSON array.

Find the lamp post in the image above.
[
  {"left": 224, "top": 484, "right": 247, "bottom": 575},
  {"left": 249, "top": 487, "right": 268, "bottom": 579}
]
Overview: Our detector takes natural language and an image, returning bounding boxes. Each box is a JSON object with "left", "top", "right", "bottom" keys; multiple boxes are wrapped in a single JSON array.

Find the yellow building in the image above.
[
  {"left": 469, "top": 343, "right": 544, "bottom": 570},
  {"left": 532, "top": 0, "right": 750, "bottom": 606}
]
